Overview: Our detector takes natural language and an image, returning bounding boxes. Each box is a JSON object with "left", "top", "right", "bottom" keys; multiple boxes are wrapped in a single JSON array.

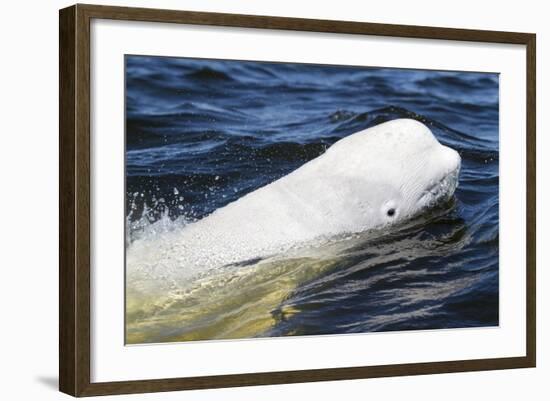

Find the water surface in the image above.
[{"left": 125, "top": 56, "right": 499, "bottom": 343}]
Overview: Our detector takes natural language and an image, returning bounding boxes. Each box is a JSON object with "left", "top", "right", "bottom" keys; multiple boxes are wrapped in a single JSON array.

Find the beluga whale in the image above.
[{"left": 127, "top": 118, "right": 461, "bottom": 280}]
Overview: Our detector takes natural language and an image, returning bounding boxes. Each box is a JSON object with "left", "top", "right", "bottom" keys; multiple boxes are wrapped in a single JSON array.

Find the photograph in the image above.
[{"left": 124, "top": 55, "right": 499, "bottom": 345}]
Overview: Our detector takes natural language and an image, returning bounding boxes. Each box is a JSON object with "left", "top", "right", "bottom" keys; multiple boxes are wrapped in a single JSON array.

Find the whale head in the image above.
[{"left": 324, "top": 118, "right": 461, "bottom": 230}]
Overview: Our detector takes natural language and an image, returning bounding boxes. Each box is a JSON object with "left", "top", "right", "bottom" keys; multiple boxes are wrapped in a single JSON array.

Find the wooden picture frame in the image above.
[{"left": 59, "top": 3, "right": 536, "bottom": 397}]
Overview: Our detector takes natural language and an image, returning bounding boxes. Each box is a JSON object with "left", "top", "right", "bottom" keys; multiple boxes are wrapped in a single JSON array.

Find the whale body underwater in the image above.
[{"left": 127, "top": 118, "right": 461, "bottom": 282}]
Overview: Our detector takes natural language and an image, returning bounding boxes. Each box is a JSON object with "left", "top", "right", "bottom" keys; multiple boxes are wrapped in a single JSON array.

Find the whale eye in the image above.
[{"left": 387, "top": 208, "right": 396, "bottom": 217}]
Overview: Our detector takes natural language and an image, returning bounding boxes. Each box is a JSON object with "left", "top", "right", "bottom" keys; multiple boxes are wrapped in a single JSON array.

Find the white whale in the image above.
[
  {"left": 126, "top": 118, "right": 461, "bottom": 343},
  {"left": 127, "top": 118, "right": 461, "bottom": 281}
]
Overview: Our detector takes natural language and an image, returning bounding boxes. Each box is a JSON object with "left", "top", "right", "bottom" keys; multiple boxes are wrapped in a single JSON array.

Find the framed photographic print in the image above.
[{"left": 59, "top": 4, "right": 536, "bottom": 397}]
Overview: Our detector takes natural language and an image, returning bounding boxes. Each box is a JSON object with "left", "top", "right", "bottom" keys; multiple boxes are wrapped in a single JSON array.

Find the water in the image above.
[{"left": 125, "top": 56, "right": 499, "bottom": 344}]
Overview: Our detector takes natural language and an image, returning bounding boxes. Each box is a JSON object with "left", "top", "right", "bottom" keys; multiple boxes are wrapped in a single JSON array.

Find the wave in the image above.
[{"left": 185, "top": 66, "right": 235, "bottom": 81}]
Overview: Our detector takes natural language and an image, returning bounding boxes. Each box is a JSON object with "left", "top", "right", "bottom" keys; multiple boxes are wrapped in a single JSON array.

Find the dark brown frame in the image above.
[{"left": 59, "top": 3, "right": 536, "bottom": 397}]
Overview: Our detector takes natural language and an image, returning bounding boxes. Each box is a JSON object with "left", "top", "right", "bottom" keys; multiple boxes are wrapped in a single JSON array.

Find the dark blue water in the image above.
[{"left": 125, "top": 55, "right": 499, "bottom": 341}]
